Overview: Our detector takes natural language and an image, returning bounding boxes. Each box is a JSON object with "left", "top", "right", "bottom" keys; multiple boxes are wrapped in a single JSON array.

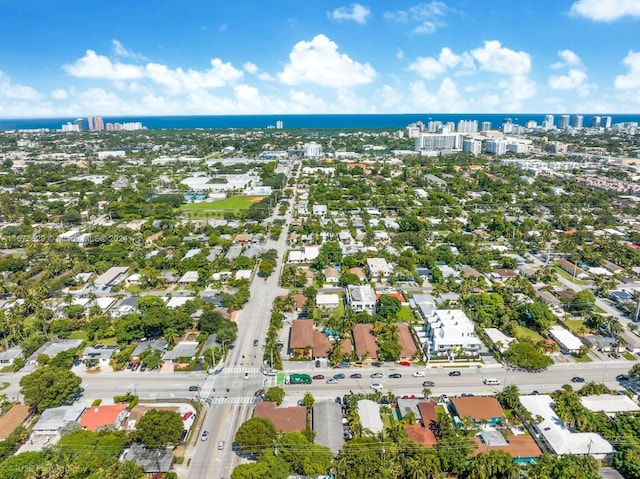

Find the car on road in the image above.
[
  {"left": 182, "top": 411, "right": 194, "bottom": 421},
  {"left": 372, "top": 361, "right": 383, "bottom": 367},
  {"left": 616, "top": 374, "right": 630, "bottom": 381},
  {"left": 371, "top": 383, "right": 383, "bottom": 390},
  {"left": 218, "top": 440, "right": 225, "bottom": 450},
  {"left": 371, "top": 372, "right": 383, "bottom": 379},
  {"left": 315, "top": 360, "right": 321, "bottom": 368},
  {"left": 140, "top": 363, "right": 147, "bottom": 372},
  {"left": 389, "top": 373, "right": 402, "bottom": 379},
  {"left": 531, "top": 390, "right": 540, "bottom": 395},
  {"left": 253, "top": 339, "right": 259, "bottom": 347},
  {"left": 337, "top": 361, "right": 351, "bottom": 368},
  {"left": 350, "top": 373, "right": 362, "bottom": 379},
  {"left": 335, "top": 396, "right": 342, "bottom": 405},
  {"left": 448, "top": 370, "right": 461, "bottom": 376},
  {"left": 571, "top": 376, "right": 585, "bottom": 383},
  {"left": 254, "top": 389, "right": 265, "bottom": 397},
  {"left": 201, "top": 431, "right": 209, "bottom": 441},
  {"left": 412, "top": 371, "right": 425, "bottom": 377},
  {"left": 333, "top": 373, "right": 345, "bottom": 380},
  {"left": 244, "top": 372, "right": 250, "bottom": 380},
  {"left": 422, "top": 381, "right": 435, "bottom": 387},
  {"left": 326, "top": 378, "right": 339, "bottom": 384},
  {"left": 188, "top": 385, "right": 199, "bottom": 391},
  {"left": 399, "top": 361, "right": 411, "bottom": 367},
  {"left": 264, "top": 369, "right": 277, "bottom": 376},
  {"left": 312, "top": 375, "right": 325, "bottom": 380},
  {"left": 382, "top": 287, "right": 396, "bottom": 293}
]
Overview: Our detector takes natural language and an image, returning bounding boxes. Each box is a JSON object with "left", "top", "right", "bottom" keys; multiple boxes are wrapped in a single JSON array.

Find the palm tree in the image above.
[{"left": 422, "top": 387, "right": 432, "bottom": 399}]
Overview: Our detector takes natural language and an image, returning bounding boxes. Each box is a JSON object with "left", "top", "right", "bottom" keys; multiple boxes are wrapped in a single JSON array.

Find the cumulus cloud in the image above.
[
  {"left": 64, "top": 50, "right": 144, "bottom": 80},
  {"left": 548, "top": 50, "right": 591, "bottom": 97},
  {"left": 471, "top": 40, "right": 531, "bottom": 76},
  {"left": 144, "top": 58, "right": 243, "bottom": 94},
  {"left": 328, "top": 3, "right": 371, "bottom": 24},
  {"left": 614, "top": 50, "right": 640, "bottom": 90},
  {"left": 570, "top": 0, "right": 640, "bottom": 22},
  {"left": 384, "top": 2, "right": 449, "bottom": 34},
  {"left": 51, "top": 88, "right": 68, "bottom": 100},
  {"left": 111, "top": 39, "right": 147, "bottom": 61},
  {"left": 243, "top": 62, "right": 274, "bottom": 81},
  {"left": 408, "top": 47, "right": 473, "bottom": 79},
  {"left": 408, "top": 77, "right": 468, "bottom": 111},
  {"left": 551, "top": 49, "right": 582, "bottom": 69},
  {"left": 278, "top": 34, "right": 375, "bottom": 88},
  {"left": 549, "top": 69, "right": 589, "bottom": 90},
  {"left": 0, "top": 71, "right": 42, "bottom": 101}
]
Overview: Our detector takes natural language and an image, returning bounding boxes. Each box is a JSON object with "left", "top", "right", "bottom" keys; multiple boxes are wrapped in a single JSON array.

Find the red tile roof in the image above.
[
  {"left": 397, "top": 322, "right": 418, "bottom": 358},
  {"left": 405, "top": 423, "right": 437, "bottom": 447},
  {"left": 290, "top": 320, "right": 314, "bottom": 349},
  {"left": 450, "top": 397, "right": 504, "bottom": 421},
  {"left": 417, "top": 401, "right": 438, "bottom": 429},
  {"left": 80, "top": 404, "right": 127, "bottom": 431},
  {"left": 353, "top": 323, "right": 378, "bottom": 359},
  {"left": 313, "top": 331, "right": 332, "bottom": 358},
  {"left": 253, "top": 402, "right": 306, "bottom": 432},
  {"left": 472, "top": 433, "right": 542, "bottom": 458},
  {"left": 0, "top": 404, "right": 30, "bottom": 440}
]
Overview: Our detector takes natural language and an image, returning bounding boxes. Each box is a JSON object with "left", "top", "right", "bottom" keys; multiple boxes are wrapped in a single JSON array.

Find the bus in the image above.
[{"left": 286, "top": 374, "right": 312, "bottom": 385}]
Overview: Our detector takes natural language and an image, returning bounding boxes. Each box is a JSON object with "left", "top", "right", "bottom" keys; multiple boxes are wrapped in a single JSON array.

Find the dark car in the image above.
[
  {"left": 448, "top": 370, "right": 461, "bottom": 376},
  {"left": 422, "top": 380, "right": 435, "bottom": 387},
  {"left": 315, "top": 360, "right": 321, "bottom": 368},
  {"left": 389, "top": 373, "right": 402, "bottom": 379},
  {"left": 337, "top": 361, "right": 351, "bottom": 368},
  {"left": 333, "top": 373, "right": 345, "bottom": 380},
  {"left": 254, "top": 389, "right": 266, "bottom": 397},
  {"left": 571, "top": 376, "right": 585, "bottom": 383},
  {"left": 335, "top": 396, "right": 342, "bottom": 405},
  {"left": 372, "top": 362, "right": 383, "bottom": 367},
  {"left": 253, "top": 339, "right": 259, "bottom": 347},
  {"left": 312, "top": 374, "right": 325, "bottom": 380},
  {"left": 616, "top": 374, "right": 630, "bottom": 381},
  {"left": 350, "top": 373, "right": 362, "bottom": 379},
  {"left": 188, "top": 385, "right": 199, "bottom": 391}
]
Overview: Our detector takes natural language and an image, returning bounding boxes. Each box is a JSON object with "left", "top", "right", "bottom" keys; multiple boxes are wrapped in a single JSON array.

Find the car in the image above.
[
  {"left": 352, "top": 361, "right": 363, "bottom": 367},
  {"left": 264, "top": 369, "right": 277, "bottom": 376},
  {"left": 382, "top": 287, "right": 396, "bottom": 293},
  {"left": 422, "top": 381, "right": 435, "bottom": 387},
  {"left": 201, "top": 431, "right": 209, "bottom": 441},
  {"left": 389, "top": 373, "right": 402, "bottom": 379},
  {"left": 531, "top": 390, "right": 540, "bottom": 395},
  {"left": 461, "top": 393, "right": 475, "bottom": 397},
  {"left": 218, "top": 440, "right": 225, "bottom": 450},
  {"left": 140, "top": 364, "right": 147, "bottom": 372},
  {"left": 371, "top": 372, "right": 383, "bottom": 379},
  {"left": 253, "top": 339, "right": 259, "bottom": 347},
  {"left": 611, "top": 352, "right": 621, "bottom": 359},
  {"left": 337, "top": 361, "right": 351, "bottom": 368},
  {"left": 180, "top": 429, "right": 188, "bottom": 442},
  {"left": 333, "top": 373, "right": 345, "bottom": 380},
  {"left": 616, "top": 374, "right": 630, "bottom": 381},
  {"left": 244, "top": 372, "right": 250, "bottom": 380},
  {"left": 439, "top": 394, "right": 449, "bottom": 403},
  {"left": 126, "top": 362, "right": 133, "bottom": 370},
  {"left": 350, "top": 373, "right": 362, "bottom": 379},
  {"left": 312, "top": 374, "right": 325, "bottom": 380},
  {"left": 399, "top": 361, "right": 411, "bottom": 367},
  {"left": 315, "top": 360, "right": 321, "bottom": 368},
  {"left": 254, "top": 389, "right": 266, "bottom": 397},
  {"left": 326, "top": 378, "right": 339, "bottom": 384},
  {"left": 412, "top": 371, "right": 426, "bottom": 377},
  {"left": 188, "top": 385, "right": 199, "bottom": 391},
  {"left": 372, "top": 361, "right": 383, "bottom": 367},
  {"left": 571, "top": 376, "right": 585, "bottom": 383},
  {"left": 182, "top": 411, "right": 194, "bottom": 421},
  {"left": 371, "top": 383, "right": 383, "bottom": 389},
  {"left": 448, "top": 370, "right": 461, "bottom": 376},
  {"left": 73, "top": 359, "right": 82, "bottom": 367}
]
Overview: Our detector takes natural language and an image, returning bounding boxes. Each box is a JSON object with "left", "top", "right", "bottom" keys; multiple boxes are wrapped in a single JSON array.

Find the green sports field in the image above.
[{"left": 180, "top": 195, "right": 266, "bottom": 211}]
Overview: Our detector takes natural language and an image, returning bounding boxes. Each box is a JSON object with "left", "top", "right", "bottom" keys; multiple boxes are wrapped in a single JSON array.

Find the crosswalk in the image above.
[
  {"left": 208, "top": 396, "right": 255, "bottom": 405},
  {"left": 221, "top": 367, "right": 261, "bottom": 375}
]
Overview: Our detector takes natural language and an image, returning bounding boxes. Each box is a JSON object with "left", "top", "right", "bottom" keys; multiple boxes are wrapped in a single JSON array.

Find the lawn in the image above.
[
  {"left": 68, "top": 330, "right": 88, "bottom": 341},
  {"left": 512, "top": 324, "right": 544, "bottom": 341},
  {"left": 180, "top": 195, "right": 265, "bottom": 212},
  {"left": 573, "top": 354, "right": 592, "bottom": 362},
  {"left": 623, "top": 352, "right": 636, "bottom": 361},
  {"left": 553, "top": 266, "right": 588, "bottom": 285},
  {"left": 562, "top": 319, "right": 586, "bottom": 335},
  {"left": 396, "top": 305, "right": 415, "bottom": 322}
]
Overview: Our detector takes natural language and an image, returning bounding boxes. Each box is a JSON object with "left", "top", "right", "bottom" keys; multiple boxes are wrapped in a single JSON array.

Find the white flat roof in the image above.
[
  {"left": 548, "top": 326, "right": 583, "bottom": 351},
  {"left": 357, "top": 399, "right": 383, "bottom": 434},
  {"left": 580, "top": 394, "right": 640, "bottom": 414},
  {"left": 520, "top": 395, "right": 613, "bottom": 457}
]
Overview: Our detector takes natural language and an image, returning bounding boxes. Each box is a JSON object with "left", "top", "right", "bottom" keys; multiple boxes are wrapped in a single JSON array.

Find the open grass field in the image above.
[
  {"left": 512, "top": 324, "right": 544, "bottom": 341},
  {"left": 396, "top": 305, "right": 416, "bottom": 322},
  {"left": 180, "top": 195, "right": 266, "bottom": 212}
]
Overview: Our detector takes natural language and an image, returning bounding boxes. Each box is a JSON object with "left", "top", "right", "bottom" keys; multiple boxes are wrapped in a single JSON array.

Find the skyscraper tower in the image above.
[
  {"left": 558, "top": 115, "right": 570, "bottom": 130},
  {"left": 87, "top": 116, "right": 94, "bottom": 131},
  {"left": 74, "top": 118, "right": 85, "bottom": 131},
  {"left": 481, "top": 121, "right": 492, "bottom": 132},
  {"left": 602, "top": 116, "right": 612, "bottom": 129},
  {"left": 94, "top": 116, "right": 104, "bottom": 131},
  {"left": 544, "top": 114, "right": 554, "bottom": 129},
  {"left": 590, "top": 116, "right": 601, "bottom": 128},
  {"left": 572, "top": 115, "right": 583, "bottom": 129}
]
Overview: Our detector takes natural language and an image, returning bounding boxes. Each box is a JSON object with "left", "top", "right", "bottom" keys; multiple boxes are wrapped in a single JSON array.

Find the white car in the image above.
[
  {"left": 412, "top": 371, "right": 426, "bottom": 377},
  {"left": 371, "top": 383, "right": 383, "bottom": 390}
]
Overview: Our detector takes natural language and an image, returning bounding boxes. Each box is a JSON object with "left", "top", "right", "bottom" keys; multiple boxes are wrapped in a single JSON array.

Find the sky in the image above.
[{"left": 1, "top": 0, "right": 640, "bottom": 118}]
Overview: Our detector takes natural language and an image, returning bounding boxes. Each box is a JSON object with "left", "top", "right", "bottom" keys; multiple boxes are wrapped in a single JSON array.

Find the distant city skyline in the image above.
[{"left": 1, "top": 1, "right": 640, "bottom": 118}]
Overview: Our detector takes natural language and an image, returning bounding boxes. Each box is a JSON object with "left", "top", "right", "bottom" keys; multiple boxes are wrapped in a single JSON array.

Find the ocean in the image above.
[{"left": 0, "top": 113, "right": 639, "bottom": 131}]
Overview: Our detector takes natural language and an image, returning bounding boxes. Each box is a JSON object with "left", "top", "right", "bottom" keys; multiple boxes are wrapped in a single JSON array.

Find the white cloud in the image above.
[
  {"left": 0, "top": 71, "right": 42, "bottom": 101},
  {"left": 549, "top": 69, "right": 588, "bottom": 90},
  {"left": 144, "top": 58, "right": 243, "bottom": 94},
  {"left": 614, "top": 50, "right": 640, "bottom": 90},
  {"left": 278, "top": 34, "right": 375, "bottom": 88},
  {"left": 328, "top": 3, "right": 371, "bottom": 24},
  {"left": 219, "top": 24, "right": 228, "bottom": 32},
  {"left": 408, "top": 47, "right": 473, "bottom": 79},
  {"left": 396, "top": 49, "right": 405, "bottom": 60},
  {"left": 570, "top": 0, "right": 640, "bottom": 22},
  {"left": 551, "top": 49, "right": 582, "bottom": 69},
  {"left": 548, "top": 50, "right": 591, "bottom": 97},
  {"left": 64, "top": 50, "right": 144, "bottom": 80},
  {"left": 51, "top": 88, "right": 68, "bottom": 100},
  {"left": 408, "top": 78, "right": 468, "bottom": 111},
  {"left": 243, "top": 62, "right": 258, "bottom": 74},
  {"left": 111, "top": 39, "right": 147, "bottom": 61},
  {"left": 384, "top": 2, "right": 449, "bottom": 34},
  {"left": 471, "top": 40, "right": 531, "bottom": 76}
]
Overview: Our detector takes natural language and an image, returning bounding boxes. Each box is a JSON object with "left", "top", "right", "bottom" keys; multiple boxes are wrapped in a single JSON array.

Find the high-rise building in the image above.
[
  {"left": 543, "top": 114, "right": 554, "bottom": 130},
  {"left": 462, "top": 138, "right": 482, "bottom": 156},
  {"left": 572, "top": 115, "right": 583, "bottom": 129},
  {"left": 457, "top": 120, "right": 478, "bottom": 134},
  {"left": 481, "top": 121, "right": 492, "bottom": 132},
  {"left": 558, "top": 115, "right": 570, "bottom": 130},
  {"left": 590, "top": 116, "right": 601, "bottom": 128},
  {"left": 602, "top": 116, "right": 612, "bottom": 129},
  {"left": 414, "top": 133, "right": 460, "bottom": 151},
  {"left": 485, "top": 139, "right": 507, "bottom": 155},
  {"left": 74, "top": 118, "right": 85, "bottom": 131},
  {"left": 87, "top": 116, "right": 94, "bottom": 131},
  {"left": 94, "top": 116, "right": 104, "bottom": 131},
  {"left": 276, "top": 120, "right": 283, "bottom": 129}
]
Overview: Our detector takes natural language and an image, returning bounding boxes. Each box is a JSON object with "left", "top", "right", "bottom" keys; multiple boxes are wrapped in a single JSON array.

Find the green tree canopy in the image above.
[
  {"left": 503, "top": 341, "right": 553, "bottom": 370},
  {"left": 264, "top": 386, "right": 285, "bottom": 406},
  {"left": 132, "top": 409, "right": 183, "bottom": 447},
  {"left": 20, "top": 367, "right": 82, "bottom": 412},
  {"left": 235, "top": 417, "right": 277, "bottom": 455}
]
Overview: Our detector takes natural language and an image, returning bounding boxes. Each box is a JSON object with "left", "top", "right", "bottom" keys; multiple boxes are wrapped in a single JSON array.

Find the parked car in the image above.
[
  {"left": 371, "top": 372, "right": 383, "bottom": 379},
  {"left": 571, "top": 376, "right": 585, "bottom": 383},
  {"left": 244, "top": 372, "right": 250, "bottom": 380},
  {"left": 422, "top": 381, "right": 435, "bottom": 387},
  {"left": 350, "top": 373, "right": 362, "bottom": 379},
  {"left": 371, "top": 383, "right": 383, "bottom": 390},
  {"left": 353, "top": 361, "right": 363, "bottom": 367},
  {"left": 312, "top": 375, "right": 325, "bottom": 380},
  {"left": 253, "top": 339, "right": 259, "bottom": 347},
  {"left": 335, "top": 396, "right": 342, "bottom": 405},
  {"left": 182, "top": 411, "right": 194, "bottom": 421},
  {"left": 315, "top": 360, "right": 321, "bottom": 368},
  {"left": 399, "top": 361, "right": 411, "bottom": 367},
  {"left": 616, "top": 374, "right": 630, "bottom": 381},
  {"left": 254, "top": 389, "right": 266, "bottom": 397},
  {"left": 412, "top": 371, "right": 425, "bottom": 377},
  {"left": 201, "top": 431, "right": 209, "bottom": 441},
  {"left": 389, "top": 373, "right": 402, "bottom": 379},
  {"left": 337, "top": 361, "right": 351, "bottom": 368},
  {"left": 372, "top": 362, "right": 383, "bottom": 367},
  {"left": 448, "top": 370, "right": 461, "bottom": 376}
]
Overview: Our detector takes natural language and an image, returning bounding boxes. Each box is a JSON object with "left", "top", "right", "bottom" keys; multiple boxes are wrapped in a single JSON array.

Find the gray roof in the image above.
[
  {"left": 0, "top": 346, "right": 23, "bottom": 362},
  {"left": 225, "top": 245, "right": 243, "bottom": 260},
  {"left": 33, "top": 404, "right": 86, "bottom": 432},
  {"left": 28, "top": 339, "right": 83, "bottom": 361},
  {"left": 121, "top": 444, "right": 173, "bottom": 473},
  {"left": 396, "top": 398, "right": 422, "bottom": 420},
  {"left": 313, "top": 399, "right": 344, "bottom": 454},
  {"left": 162, "top": 341, "right": 199, "bottom": 360},
  {"left": 132, "top": 340, "right": 168, "bottom": 358},
  {"left": 478, "top": 430, "right": 508, "bottom": 447},
  {"left": 94, "top": 266, "right": 129, "bottom": 287},
  {"left": 82, "top": 345, "right": 118, "bottom": 360}
]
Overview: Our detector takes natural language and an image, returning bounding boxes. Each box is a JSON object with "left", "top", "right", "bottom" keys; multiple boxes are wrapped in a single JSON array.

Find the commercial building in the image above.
[
  {"left": 572, "top": 115, "right": 583, "bottom": 129},
  {"left": 414, "top": 133, "right": 461, "bottom": 152}
]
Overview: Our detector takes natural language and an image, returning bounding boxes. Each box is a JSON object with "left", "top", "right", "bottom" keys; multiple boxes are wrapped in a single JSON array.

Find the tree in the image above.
[
  {"left": 234, "top": 417, "right": 277, "bottom": 455},
  {"left": 571, "top": 290, "right": 596, "bottom": 314},
  {"left": 264, "top": 386, "right": 285, "bottom": 405},
  {"left": 259, "top": 259, "right": 274, "bottom": 277},
  {"left": 503, "top": 341, "right": 553, "bottom": 370},
  {"left": 302, "top": 392, "right": 315, "bottom": 410},
  {"left": 231, "top": 451, "right": 289, "bottom": 479},
  {"left": 20, "top": 367, "right": 82, "bottom": 412},
  {"left": 376, "top": 295, "right": 401, "bottom": 320},
  {"left": 133, "top": 409, "right": 183, "bottom": 447},
  {"left": 526, "top": 302, "right": 555, "bottom": 332}
]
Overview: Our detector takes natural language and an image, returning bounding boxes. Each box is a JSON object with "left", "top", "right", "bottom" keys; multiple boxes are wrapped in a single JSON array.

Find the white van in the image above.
[{"left": 483, "top": 378, "right": 500, "bottom": 385}]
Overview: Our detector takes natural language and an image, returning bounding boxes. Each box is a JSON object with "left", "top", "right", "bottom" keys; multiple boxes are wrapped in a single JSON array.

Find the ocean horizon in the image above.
[{"left": 0, "top": 113, "right": 639, "bottom": 131}]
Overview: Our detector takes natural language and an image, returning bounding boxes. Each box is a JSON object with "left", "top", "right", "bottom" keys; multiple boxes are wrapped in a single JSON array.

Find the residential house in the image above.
[
  {"left": 491, "top": 269, "right": 518, "bottom": 281},
  {"left": 348, "top": 267, "right": 367, "bottom": 282},
  {"left": 313, "top": 331, "right": 332, "bottom": 359},
  {"left": 312, "top": 204, "right": 328, "bottom": 217},
  {"left": 472, "top": 431, "right": 541, "bottom": 463},
  {"left": 424, "top": 309, "right": 482, "bottom": 358},
  {"left": 80, "top": 404, "right": 128, "bottom": 431},
  {"left": 122, "top": 444, "right": 173, "bottom": 474},
  {"left": 93, "top": 266, "right": 129, "bottom": 290},
  {"left": 556, "top": 259, "right": 589, "bottom": 279},
  {"left": 81, "top": 345, "right": 118, "bottom": 365},
  {"left": 548, "top": 326, "right": 583, "bottom": 354},
  {"left": 353, "top": 323, "right": 378, "bottom": 359},
  {"left": 0, "top": 346, "right": 23, "bottom": 366},
  {"left": 0, "top": 404, "right": 30, "bottom": 440},
  {"left": 316, "top": 294, "right": 340, "bottom": 310},
  {"left": 450, "top": 397, "right": 505, "bottom": 425},
  {"left": 346, "top": 285, "right": 376, "bottom": 315},
  {"left": 289, "top": 320, "right": 314, "bottom": 359},
  {"left": 367, "top": 258, "right": 393, "bottom": 281},
  {"left": 254, "top": 402, "right": 306, "bottom": 432},
  {"left": 178, "top": 271, "right": 199, "bottom": 284},
  {"left": 32, "top": 404, "right": 86, "bottom": 436},
  {"left": 323, "top": 267, "right": 340, "bottom": 284},
  {"left": 131, "top": 340, "right": 168, "bottom": 360},
  {"left": 397, "top": 323, "right": 418, "bottom": 359},
  {"left": 162, "top": 341, "right": 199, "bottom": 362}
]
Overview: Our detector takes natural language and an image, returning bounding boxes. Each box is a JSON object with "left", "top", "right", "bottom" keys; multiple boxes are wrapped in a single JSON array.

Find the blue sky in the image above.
[{"left": 0, "top": 0, "right": 639, "bottom": 117}]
